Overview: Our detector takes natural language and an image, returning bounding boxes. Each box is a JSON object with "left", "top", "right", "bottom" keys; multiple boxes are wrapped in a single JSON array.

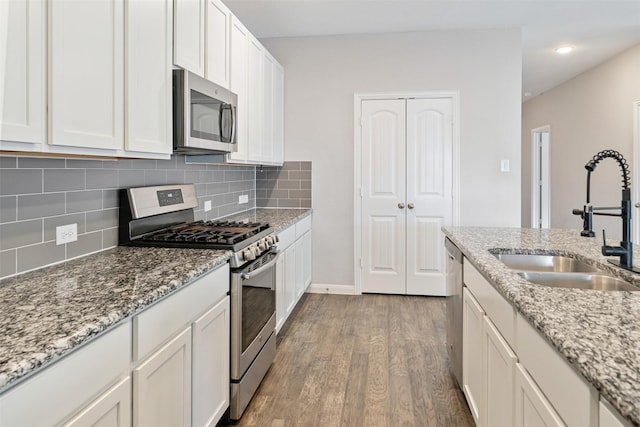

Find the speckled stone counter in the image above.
[
  {"left": 223, "top": 208, "right": 312, "bottom": 232},
  {"left": 0, "top": 246, "right": 231, "bottom": 393},
  {"left": 442, "top": 226, "right": 640, "bottom": 426}
]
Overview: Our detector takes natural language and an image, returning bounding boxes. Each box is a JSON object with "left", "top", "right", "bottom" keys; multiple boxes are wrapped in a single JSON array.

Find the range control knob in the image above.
[
  {"left": 243, "top": 248, "right": 255, "bottom": 261},
  {"left": 258, "top": 241, "right": 266, "bottom": 251}
]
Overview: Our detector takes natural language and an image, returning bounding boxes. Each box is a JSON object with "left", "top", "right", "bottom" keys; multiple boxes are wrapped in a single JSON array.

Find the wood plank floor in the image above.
[{"left": 229, "top": 293, "right": 474, "bottom": 427}]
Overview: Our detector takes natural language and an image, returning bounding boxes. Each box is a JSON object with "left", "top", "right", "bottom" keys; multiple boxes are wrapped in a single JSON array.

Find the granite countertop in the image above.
[
  {"left": 443, "top": 226, "right": 640, "bottom": 426},
  {"left": 223, "top": 208, "right": 312, "bottom": 232},
  {"left": 0, "top": 208, "right": 311, "bottom": 395},
  {"left": 0, "top": 246, "right": 232, "bottom": 394}
]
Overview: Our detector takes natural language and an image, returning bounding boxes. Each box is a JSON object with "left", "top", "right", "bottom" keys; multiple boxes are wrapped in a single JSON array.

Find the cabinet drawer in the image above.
[
  {"left": 0, "top": 321, "right": 131, "bottom": 427},
  {"left": 295, "top": 215, "right": 311, "bottom": 238},
  {"left": 277, "top": 224, "right": 295, "bottom": 250},
  {"left": 463, "top": 261, "right": 516, "bottom": 347},
  {"left": 133, "top": 263, "right": 229, "bottom": 361},
  {"left": 516, "top": 314, "right": 598, "bottom": 427}
]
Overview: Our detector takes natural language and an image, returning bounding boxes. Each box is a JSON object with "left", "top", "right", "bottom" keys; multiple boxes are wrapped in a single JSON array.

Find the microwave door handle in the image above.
[{"left": 229, "top": 105, "right": 236, "bottom": 144}]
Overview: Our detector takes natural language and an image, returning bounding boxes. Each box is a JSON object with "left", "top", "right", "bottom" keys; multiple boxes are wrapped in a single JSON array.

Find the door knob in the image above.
[
  {"left": 635, "top": 202, "right": 640, "bottom": 208},
  {"left": 407, "top": 202, "right": 415, "bottom": 209},
  {"left": 398, "top": 202, "right": 405, "bottom": 209}
]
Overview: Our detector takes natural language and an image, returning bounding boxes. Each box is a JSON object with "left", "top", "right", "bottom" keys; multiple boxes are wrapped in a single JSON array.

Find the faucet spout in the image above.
[{"left": 576, "top": 150, "right": 636, "bottom": 272}]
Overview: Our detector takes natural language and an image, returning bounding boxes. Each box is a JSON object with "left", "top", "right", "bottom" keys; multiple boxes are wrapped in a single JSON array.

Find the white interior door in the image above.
[
  {"left": 360, "top": 99, "right": 406, "bottom": 294},
  {"left": 360, "top": 96, "right": 453, "bottom": 295},
  {"left": 405, "top": 98, "right": 452, "bottom": 295},
  {"left": 531, "top": 127, "right": 551, "bottom": 228}
]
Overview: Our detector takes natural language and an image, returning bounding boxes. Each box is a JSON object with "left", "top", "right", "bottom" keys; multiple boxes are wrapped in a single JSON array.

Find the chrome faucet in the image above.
[{"left": 572, "top": 150, "right": 636, "bottom": 271}]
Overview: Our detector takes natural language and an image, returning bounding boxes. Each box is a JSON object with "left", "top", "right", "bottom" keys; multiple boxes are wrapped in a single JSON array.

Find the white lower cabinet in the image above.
[
  {"left": 0, "top": 264, "right": 230, "bottom": 427},
  {"left": 461, "top": 260, "right": 609, "bottom": 427},
  {"left": 133, "top": 327, "right": 192, "bottom": 427},
  {"left": 275, "top": 215, "right": 313, "bottom": 333},
  {"left": 132, "top": 263, "right": 229, "bottom": 427},
  {"left": 483, "top": 316, "right": 516, "bottom": 427},
  {"left": 462, "top": 287, "right": 484, "bottom": 425},
  {"left": 63, "top": 376, "right": 132, "bottom": 427},
  {"left": 515, "top": 363, "right": 565, "bottom": 427},
  {"left": 0, "top": 321, "right": 131, "bottom": 427},
  {"left": 192, "top": 296, "right": 231, "bottom": 427}
]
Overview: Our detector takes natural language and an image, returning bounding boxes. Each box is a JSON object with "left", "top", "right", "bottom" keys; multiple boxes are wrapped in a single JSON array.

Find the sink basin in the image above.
[
  {"left": 517, "top": 272, "right": 639, "bottom": 291},
  {"left": 495, "top": 254, "right": 599, "bottom": 273}
]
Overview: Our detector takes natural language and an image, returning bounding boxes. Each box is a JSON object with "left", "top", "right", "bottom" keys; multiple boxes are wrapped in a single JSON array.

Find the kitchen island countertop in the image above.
[
  {"left": 0, "top": 208, "right": 312, "bottom": 395},
  {"left": 443, "top": 226, "right": 640, "bottom": 426}
]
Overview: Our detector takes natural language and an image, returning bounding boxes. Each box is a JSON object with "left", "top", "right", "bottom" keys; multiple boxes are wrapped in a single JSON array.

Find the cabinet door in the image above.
[
  {"left": 273, "top": 61, "right": 284, "bottom": 165},
  {"left": 173, "top": 0, "right": 205, "bottom": 77},
  {"left": 125, "top": 0, "right": 172, "bottom": 154},
  {"left": 192, "top": 296, "right": 230, "bottom": 427},
  {"left": 483, "top": 316, "right": 516, "bottom": 427},
  {"left": 49, "top": 0, "right": 124, "bottom": 150},
  {"left": 284, "top": 243, "right": 296, "bottom": 316},
  {"left": 246, "top": 35, "right": 263, "bottom": 163},
  {"left": 514, "top": 363, "right": 566, "bottom": 427},
  {"left": 228, "top": 16, "right": 249, "bottom": 162},
  {"left": 275, "top": 252, "right": 286, "bottom": 333},
  {"left": 462, "top": 287, "right": 484, "bottom": 426},
  {"left": 205, "top": 0, "right": 230, "bottom": 88},
  {"left": 262, "top": 51, "right": 275, "bottom": 164},
  {"left": 294, "top": 237, "right": 304, "bottom": 301},
  {"left": 303, "top": 231, "right": 312, "bottom": 288},
  {"left": 133, "top": 327, "right": 192, "bottom": 427},
  {"left": 0, "top": 0, "right": 45, "bottom": 145},
  {"left": 62, "top": 377, "right": 132, "bottom": 427}
]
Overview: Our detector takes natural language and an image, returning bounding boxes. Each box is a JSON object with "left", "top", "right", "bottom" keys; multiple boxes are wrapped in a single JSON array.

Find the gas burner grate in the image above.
[{"left": 138, "top": 220, "right": 271, "bottom": 247}]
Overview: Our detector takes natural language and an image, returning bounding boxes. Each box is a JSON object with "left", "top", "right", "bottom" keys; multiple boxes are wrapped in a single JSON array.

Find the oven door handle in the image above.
[{"left": 240, "top": 252, "right": 279, "bottom": 280}]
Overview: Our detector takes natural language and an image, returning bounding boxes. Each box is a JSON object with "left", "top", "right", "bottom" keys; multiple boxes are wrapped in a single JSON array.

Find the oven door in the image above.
[{"left": 230, "top": 249, "right": 278, "bottom": 380}]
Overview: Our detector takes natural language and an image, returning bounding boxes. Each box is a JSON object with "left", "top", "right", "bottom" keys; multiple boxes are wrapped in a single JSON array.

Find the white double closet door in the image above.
[{"left": 360, "top": 97, "right": 453, "bottom": 296}]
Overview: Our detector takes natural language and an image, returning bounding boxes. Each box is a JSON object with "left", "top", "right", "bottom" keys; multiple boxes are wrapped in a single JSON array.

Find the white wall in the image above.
[
  {"left": 522, "top": 44, "right": 640, "bottom": 239},
  {"left": 264, "top": 30, "right": 522, "bottom": 290}
]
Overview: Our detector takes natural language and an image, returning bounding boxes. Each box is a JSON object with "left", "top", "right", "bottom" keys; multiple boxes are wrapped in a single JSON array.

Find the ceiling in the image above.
[{"left": 222, "top": 0, "right": 640, "bottom": 100}]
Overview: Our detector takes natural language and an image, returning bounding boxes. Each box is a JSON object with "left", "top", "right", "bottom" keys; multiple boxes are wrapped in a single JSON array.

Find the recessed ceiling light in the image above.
[{"left": 555, "top": 45, "right": 574, "bottom": 55}]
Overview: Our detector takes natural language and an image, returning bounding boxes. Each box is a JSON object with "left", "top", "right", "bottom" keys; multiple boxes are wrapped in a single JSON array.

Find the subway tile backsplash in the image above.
[
  {"left": 0, "top": 155, "right": 257, "bottom": 279},
  {"left": 0, "top": 155, "right": 311, "bottom": 278},
  {"left": 0, "top": 155, "right": 313, "bottom": 279},
  {"left": 256, "top": 161, "right": 312, "bottom": 208}
]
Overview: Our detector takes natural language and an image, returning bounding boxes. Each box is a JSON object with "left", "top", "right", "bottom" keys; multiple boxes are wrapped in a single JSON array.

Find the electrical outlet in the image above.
[
  {"left": 204, "top": 200, "right": 212, "bottom": 212},
  {"left": 56, "top": 224, "right": 77, "bottom": 245},
  {"left": 239, "top": 195, "right": 249, "bottom": 204}
]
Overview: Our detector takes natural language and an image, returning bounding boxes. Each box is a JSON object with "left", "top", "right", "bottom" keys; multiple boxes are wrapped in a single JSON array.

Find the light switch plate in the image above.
[
  {"left": 56, "top": 224, "right": 77, "bottom": 245},
  {"left": 204, "top": 200, "right": 212, "bottom": 212},
  {"left": 500, "top": 159, "right": 510, "bottom": 172},
  {"left": 239, "top": 195, "right": 249, "bottom": 204}
]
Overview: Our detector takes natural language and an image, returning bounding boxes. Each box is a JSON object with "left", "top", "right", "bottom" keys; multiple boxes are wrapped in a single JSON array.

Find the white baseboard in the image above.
[{"left": 306, "top": 283, "right": 357, "bottom": 295}]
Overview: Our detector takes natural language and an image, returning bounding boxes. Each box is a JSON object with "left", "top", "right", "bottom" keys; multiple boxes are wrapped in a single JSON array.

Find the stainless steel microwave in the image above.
[{"left": 173, "top": 69, "right": 237, "bottom": 154}]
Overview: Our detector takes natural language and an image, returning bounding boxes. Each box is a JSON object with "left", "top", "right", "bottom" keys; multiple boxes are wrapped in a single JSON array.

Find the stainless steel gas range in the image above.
[{"left": 119, "top": 184, "right": 277, "bottom": 421}]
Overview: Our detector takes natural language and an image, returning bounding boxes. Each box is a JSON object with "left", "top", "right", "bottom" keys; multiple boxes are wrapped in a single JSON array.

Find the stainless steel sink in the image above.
[
  {"left": 495, "top": 254, "right": 599, "bottom": 273},
  {"left": 517, "top": 272, "right": 639, "bottom": 291}
]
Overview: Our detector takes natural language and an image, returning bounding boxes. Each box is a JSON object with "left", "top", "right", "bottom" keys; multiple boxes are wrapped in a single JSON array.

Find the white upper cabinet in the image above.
[
  {"left": 247, "top": 35, "right": 263, "bottom": 163},
  {"left": 183, "top": 10, "right": 285, "bottom": 166},
  {"left": 49, "top": 0, "right": 124, "bottom": 150},
  {"left": 205, "top": 0, "right": 231, "bottom": 88},
  {"left": 174, "top": 0, "right": 205, "bottom": 77},
  {"left": 0, "top": 0, "right": 45, "bottom": 146},
  {"left": 228, "top": 16, "right": 249, "bottom": 162},
  {"left": 125, "top": 0, "right": 173, "bottom": 154},
  {"left": 273, "top": 61, "right": 285, "bottom": 165}
]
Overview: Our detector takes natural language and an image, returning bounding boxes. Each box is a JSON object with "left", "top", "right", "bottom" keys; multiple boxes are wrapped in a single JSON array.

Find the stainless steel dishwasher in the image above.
[{"left": 445, "top": 237, "right": 463, "bottom": 388}]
